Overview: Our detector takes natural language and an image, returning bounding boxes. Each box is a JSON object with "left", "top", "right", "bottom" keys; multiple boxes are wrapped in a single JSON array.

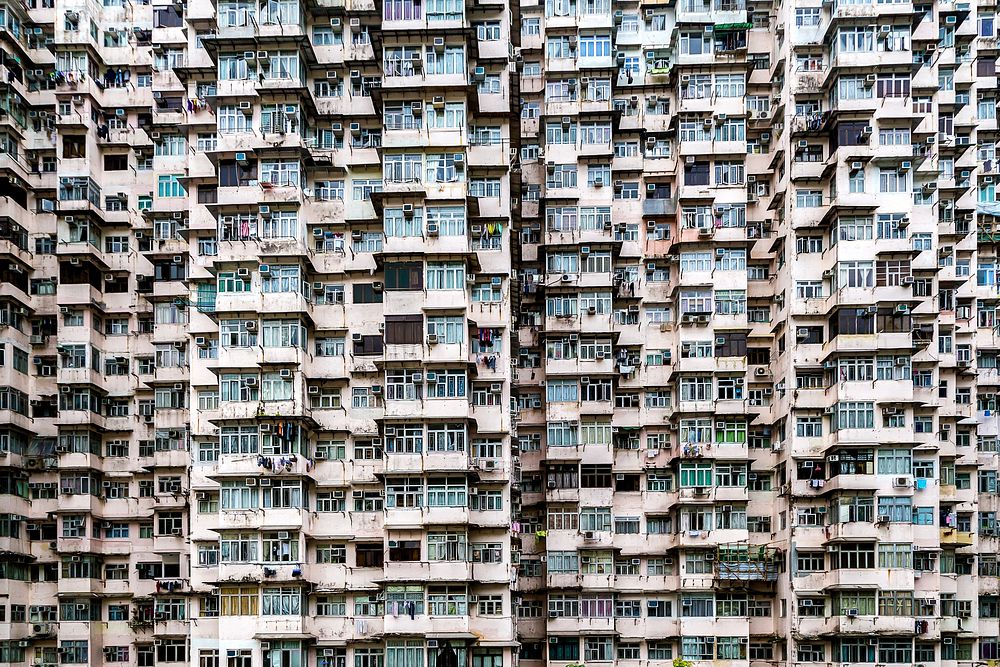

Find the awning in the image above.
[
  {"left": 476, "top": 641, "right": 520, "bottom": 648},
  {"left": 714, "top": 22, "right": 752, "bottom": 31},
  {"left": 254, "top": 632, "right": 314, "bottom": 640}
]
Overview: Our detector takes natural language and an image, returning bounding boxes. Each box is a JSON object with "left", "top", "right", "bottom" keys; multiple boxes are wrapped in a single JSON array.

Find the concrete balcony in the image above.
[
  {"left": 795, "top": 614, "right": 918, "bottom": 639},
  {"left": 383, "top": 452, "right": 470, "bottom": 474},
  {"left": 791, "top": 160, "right": 831, "bottom": 181},
  {"left": 615, "top": 616, "right": 680, "bottom": 639},
  {"left": 56, "top": 366, "right": 103, "bottom": 387},
  {"left": 216, "top": 507, "right": 312, "bottom": 532},
  {"left": 382, "top": 560, "right": 474, "bottom": 583},
  {"left": 208, "top": 454, "right": 285, "bottom": 479},
  {"left": 152, "top": 533, "right": 187, "bottom": 553},
  {"left": 383, "top": 613, "right": 469, "bottom": 638},
  {"left": 822, "top": 521, "right": 914, "bottom": 544},
  {"left": 54, "top": 577, "right": 104, "bottom": 596},
  {"left": 381, "top": 234, "right": 471, "bottom": 256},
  {"left": 215, "top": 559, "right": 304, "bottom": 586},
  {"left": 819, "top": 474, "right": 881, "bottom": 493},
  {"left": 800, "top": 567, "right": 914, "bottom": 591},
  {"left": 546, "top": 616, "right": 615, "bottom": 634},
  {"left": 383, "top": 397, "right": 470, "bottom": 420},
  {"left": 940, "top": 528, "right": 975, "bottom": 546},
  {"left": 56, "top": 409, "right": 108, "bottom": 430},
  {"left": 56, "top": 283, "right": 104, "bottom": 308}
]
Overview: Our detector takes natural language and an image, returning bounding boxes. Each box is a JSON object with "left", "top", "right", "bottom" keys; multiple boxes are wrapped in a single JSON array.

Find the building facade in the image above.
[
  {"left": 513, "top": 0, "right": 1000, "bottom": 665},
  {"left": 2, "top": 0, "right": 1000, "bottom": 665},
  {"left": 1, "top": 0, "right": 520, "bottom": 665}
]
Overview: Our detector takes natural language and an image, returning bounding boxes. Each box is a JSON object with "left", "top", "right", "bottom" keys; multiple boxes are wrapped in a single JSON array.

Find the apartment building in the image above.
[
  {"left": 513, "top": 0, "right": 1000, "bottom": 665},
  {"left": 1, "top": 0, "right": 520, "bottom": 664},
  {"left": 3, "top": 0, "right": 1000, "bottom": 662}
]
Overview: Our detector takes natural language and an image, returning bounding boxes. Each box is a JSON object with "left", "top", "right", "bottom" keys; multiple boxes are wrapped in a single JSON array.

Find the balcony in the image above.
[
  {"left": 382, "top": 560, "right": 474, "bottom": 583},
  {"left": 642, "top": 197, "right": 678, "bottom": 216},
  {"left": 383, "top": 613, "right": 470, "bottom": 638},
  {"left": 795, "top": 614, "right": 919, "bottom": 639},
  {"left": 940, "top": 528, "right": 974, "bottom": 546}
]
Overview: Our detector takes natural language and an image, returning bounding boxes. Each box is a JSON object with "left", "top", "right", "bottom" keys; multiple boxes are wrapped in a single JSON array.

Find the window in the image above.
[
  {"left": 837, "top": 25, "right": 875, "bottom": 52},
  {"left": 879, "top": 167, "right": 909, "bottom": 193},
  {"left": 877, "top": 448, "right": 912, "bottom": 475},
  {"left": 547, "top": 379, "right": 578, "bottom": 402},
  {"left": 878, "top": 543, "right": 912, "bottom": 569},
  {"left": 681, "top": 637, "right": 715, "bottom": 661},
  {"left": 426, "top": 370, "right": 466, "bottom": 398},
  {"left": 221, "top": 587, "right": 258, "bottom": 615},
  {"left": 834, "top": 543, "right": 876, "bottom": 569},
  {"left": 796, "top": 7, "right": 820, "bottom": 25},
  {"left": 548, "top": 639, "right": 579, "bottom": 662},
  {"left": 157, "top": 175, "right": 186, "bottom": 198},
  {"left": 382, "top": 640, "right": 423, "bottom": 667},
  {"left": 426, "top": 477, "right": 467, "bottom": 506},
  {"left": 580, "top": 507, "right": 612, "bottom": 532},
  {"left": 578, "top": 33, "right": 611, "bottom": 57},
  {"left": 796, "top": 189, "right": 823, "bottom": 207},
  {"left": 837, "top": 402, "right": 874, "bottom": 430},
  {"left": 680, "top": 31, "right": 712, "bottom": 55},
  {"left": 426, "top": 262, "right": 466, "bottom": 289},
  {"left": 261, "top": 587, "right": 301, "bottom": 615},
  {"left": 385, "top": 262, "right": 423, "bottom": 290},
  {"left": 680, "top": 462, "right": 713, "bottom": 487},
  {"left": 61, "top": 642, "right": 89, "bottom": 664},
  {"left": 878, "top": 496, "right": 912, "bottom": 523}
]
